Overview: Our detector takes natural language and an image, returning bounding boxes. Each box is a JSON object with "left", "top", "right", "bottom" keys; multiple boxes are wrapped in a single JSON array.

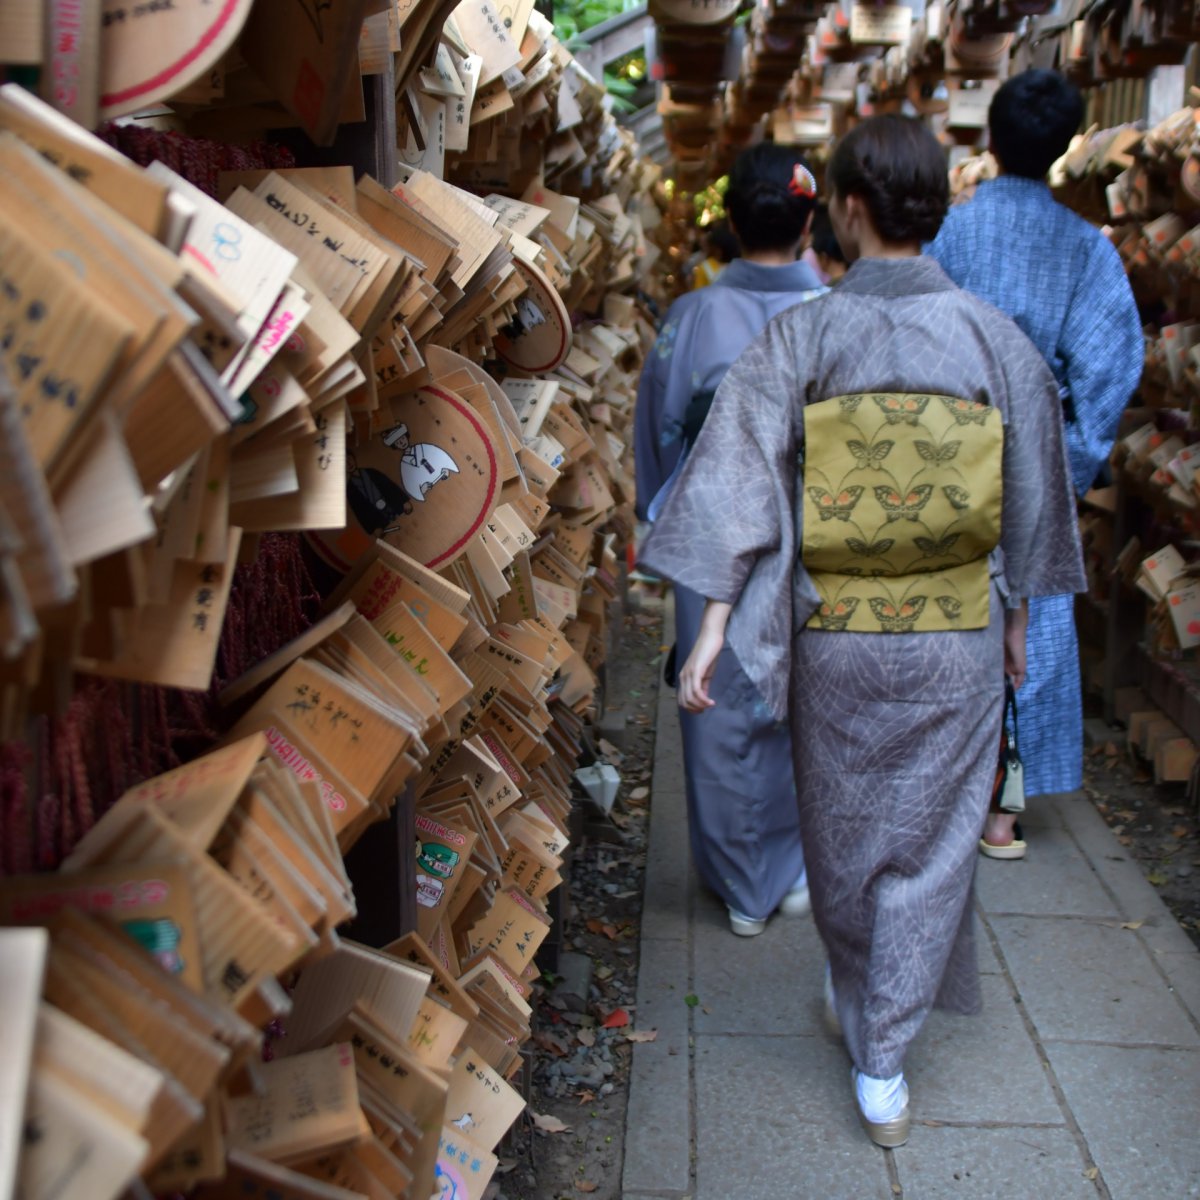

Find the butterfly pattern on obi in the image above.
[
  {"left": 874, "top": 394, "right": 930, "bottom": 425},
  {"left": 800, "top": 390, "right": 1005, "bottom": 635},
  {"left": 815, "top": 597, "right": 860, "bottom": 631},
  {"left": 875, "top": 484, "right": 934, "bottom": 522},
  {"left": 807, "top": 485, "right": 864, "bottom": 521},
  {"left": 849, "top": 439, "right": 894, "bottom": 470},
  {"left": 941, "top": 396, "right": 991, "bottom": 426},
  {"left": 868, "top": 596, "right": 927, "bottom": 633}
]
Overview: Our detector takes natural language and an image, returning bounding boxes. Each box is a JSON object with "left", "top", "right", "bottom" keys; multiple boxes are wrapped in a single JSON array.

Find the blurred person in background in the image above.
[
  {"left": 928, "top": 68, "right": 1143, "bottom": 860},
  {"left": 635, "top": 144, "right": 827, "bottom": 938}
]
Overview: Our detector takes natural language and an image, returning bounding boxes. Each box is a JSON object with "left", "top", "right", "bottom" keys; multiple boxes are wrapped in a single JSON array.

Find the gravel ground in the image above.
[
  {"left": 489, "top": 591, "right": 664, "bottom": 1200},
  {"left": 1082, "top": 732, "right": 1200, "bottom": 950}
]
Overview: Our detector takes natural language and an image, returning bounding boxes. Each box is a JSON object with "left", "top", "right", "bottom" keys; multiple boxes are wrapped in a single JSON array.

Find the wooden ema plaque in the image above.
[
  {"left": 98, "top": 0, "right": 255, "bottom": 120},
  {"left": 492, "top": 257, "right": 571, "bottom": 374},
  {"left": 312, "top": 386, "right": 500, "bottom": 573}
]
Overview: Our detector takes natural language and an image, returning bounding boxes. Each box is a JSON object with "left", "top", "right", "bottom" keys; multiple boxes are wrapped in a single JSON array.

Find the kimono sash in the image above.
[{"left": 801, "top": 392, "right": 1003, "bottom": 634}]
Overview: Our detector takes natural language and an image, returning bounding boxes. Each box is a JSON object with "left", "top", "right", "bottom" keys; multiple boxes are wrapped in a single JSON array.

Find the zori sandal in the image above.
[{"left": 979, "top": 820, "right": 1026, "bottom": 860}]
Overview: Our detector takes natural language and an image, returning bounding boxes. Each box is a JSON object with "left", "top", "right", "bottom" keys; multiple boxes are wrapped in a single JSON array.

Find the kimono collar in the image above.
[
  {"left": 976, "top": 175, "right": 1053, "bottom": 201},
  {"left": 838, "top": 255, "right": 958, "bottom": 298},
  {"left": 715, "top": 257, "right": 825, "bottom": 294}
]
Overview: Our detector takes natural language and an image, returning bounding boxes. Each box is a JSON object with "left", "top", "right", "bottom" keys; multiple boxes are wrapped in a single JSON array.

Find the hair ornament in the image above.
[{"left": 788, "top": 164, "right": 817, "bottom": 199}]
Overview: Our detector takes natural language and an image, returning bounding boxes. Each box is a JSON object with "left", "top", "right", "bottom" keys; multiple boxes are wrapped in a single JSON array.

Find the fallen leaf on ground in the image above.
[
  {"left": 496, "top": 1158, "right": 519, "bottom": 1174},
  {"left": 625, "top": 1029, "right": 658, "bottom": 1042},
  {"left": 630, "top": 786, "right": 650, "bottom": 801},
  {"left": 576, "top": 1090, "right": 596, "bottom": 1105},
  {"left": 577, "top": 1029, "right": 596, "bottom": 1047},
  {"left": 602, "top": 1008, "right": 630, "bottom": 1029},
  {"left": 594, "top": 965, "right": 614, "bottom": 982},
  {"left": 1148, "top": 870, "right": 1169, "bottom": 886},
  {"left": 1084, "top": 1167, "right": 1099, "bottom": 1181},
  {"left": 1120, "top": 920, "right": 1145, "bottom": 930},
  {"left": 684, "top": 994, "right": 700, "bottom": 1008},
  {"left": 531, "top": 1112, "right": 571, "bottom": 1134},
  {"left": 534, "top": 1029, "right": 572, "bottom": 1055},
  {"left": 1172, "top": 825, "right": 1191, "bottom": 839},
  {"left": 586, "top": 919, "right": 618, "bottom": 940},
  {"left": 575, "top": 1181, "right": 599, "bottom": 1192}
]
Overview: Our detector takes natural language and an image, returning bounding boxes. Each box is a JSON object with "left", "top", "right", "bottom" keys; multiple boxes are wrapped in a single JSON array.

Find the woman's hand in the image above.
[
  {"left": 1004, "top": 600, "right": 1029, "bottom": 690},
  {"left": 678, "top": 601, "right": 732, "bottom": 713}
]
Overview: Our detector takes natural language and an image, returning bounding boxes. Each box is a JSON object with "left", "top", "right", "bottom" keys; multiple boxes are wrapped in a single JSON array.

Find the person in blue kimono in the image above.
[
  {"left": 635, "top": 143, "right": 827, "bottom": 936},
  {"left": 928, "top": 68, "right": 1143, "bottom": 859}
]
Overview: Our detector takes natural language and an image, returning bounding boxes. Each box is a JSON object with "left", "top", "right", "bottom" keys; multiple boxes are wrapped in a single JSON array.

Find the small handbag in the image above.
[{"left": 993, "top": 676, "right": 1026, "bottom": 814}]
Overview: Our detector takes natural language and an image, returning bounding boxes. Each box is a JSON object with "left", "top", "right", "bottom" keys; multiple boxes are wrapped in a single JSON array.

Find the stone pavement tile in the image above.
[
  {"left": 905, "top": 974, "right": 1062, "bottom": 1125},
  {"left": 1134, "top": 907, "right": 1200, "bottom": 961},
  {"left": 975, "top": 825, "right": 1121, "bottom": 919},
  {"left": 1054, "top": 792, "right": 1166, "bottom": 924},
  {"left": 622, "top": 1040, "right": 691, "bottom": 1195},
  {"left": 633, "top": 936, "right": 690, "bottom": 1047},
  {"left": 1017, "top": 791, "right": 1073, "bottom": 831},
  {"left": 975, "top": 920, "right": 1005, "bottom": 974},
  {"left": 1149, "top": 950, "right": 1200, "bottom": 1028},
  {"left": 694, "top": 1034, "right": 894, "bottom": 1200},
  {"left": 991, "top": 915, "right": 1200, "bottom": 1046},
  {"left": 893, "top": 1125, "right": 1095, "bottom": 1199},
  {"left": 641, "top": 835, "right": 691, "bottom": 943},
  {"left": 1046, "top": 1042, "right": 1200, "bottom": 1199},
  {"left": 692, "top": 902, "right": 828, "bottom": 1037}
]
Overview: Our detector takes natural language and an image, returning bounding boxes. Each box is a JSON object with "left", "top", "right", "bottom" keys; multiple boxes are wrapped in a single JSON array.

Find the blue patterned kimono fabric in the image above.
[{"left": 929, "top": 177, "right": 1143, "bottom": 795}]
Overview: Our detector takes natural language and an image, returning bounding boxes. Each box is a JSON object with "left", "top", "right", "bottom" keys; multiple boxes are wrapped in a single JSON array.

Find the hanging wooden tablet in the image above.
[
  {"left": 97, "top": 0, "right": 255, "bottom": 120},
  {"left": 312, "top": 385, "right": 500, "bottom": 573},
  {"left": 492, "top": 256, "right": 571, "bottom": 373}
]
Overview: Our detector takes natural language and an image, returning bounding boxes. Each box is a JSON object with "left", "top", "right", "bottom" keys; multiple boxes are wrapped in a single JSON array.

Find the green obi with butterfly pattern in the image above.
[{"left": 801, "top": 392, "right": 1003, "bottom": 634}]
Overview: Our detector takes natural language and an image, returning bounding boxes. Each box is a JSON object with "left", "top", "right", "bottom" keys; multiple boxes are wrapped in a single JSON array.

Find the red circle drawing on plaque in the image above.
[
  {"left": 99, "top": 0, "right": 254, "bottom": 117},
  {"left": 314, "top": 385, "right": 499, "bottom": 575},
  {"left": 493, "top": 257, "right": 572, "bottom": 374}
]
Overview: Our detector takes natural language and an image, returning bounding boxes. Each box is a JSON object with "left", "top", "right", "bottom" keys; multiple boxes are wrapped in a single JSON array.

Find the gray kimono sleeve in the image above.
[
  {"left": 997, "top": 332, "right": 1088, "bottom": 603},
  {"left": 639, "top": 320, "right": 810, "bottom": 719},
  {"left": 640, "top": 324, "right": 794, "bottom": 602}
]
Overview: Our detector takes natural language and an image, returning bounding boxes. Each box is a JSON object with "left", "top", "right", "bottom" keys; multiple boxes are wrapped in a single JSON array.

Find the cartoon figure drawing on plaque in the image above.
[
  {"left": 417, "top": 840, "right": 461, "bottom": 879},
  {"left": 502, "top": 296, "right": 547, "bottom": 343},
  {"left": 434, "top": 1162, "right": 465, "bottom": 1200},
  {"left": 416, "top": 873, "right": 445, "bottom": 908},
  {"left": 346, "top": 422, "right": 461, "bottom": 535}
]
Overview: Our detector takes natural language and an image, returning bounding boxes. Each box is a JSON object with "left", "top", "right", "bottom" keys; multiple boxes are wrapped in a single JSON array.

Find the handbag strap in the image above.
[{"left": 1004, "top": 675, "right": 1020, "bottom": 750}]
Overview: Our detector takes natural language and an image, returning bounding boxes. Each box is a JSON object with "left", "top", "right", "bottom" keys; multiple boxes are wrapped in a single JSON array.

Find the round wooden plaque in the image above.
[
  {"left": 493, "top": 257, "right": 572, "bottom": 374},
  {"left": 99, "top": 0, "right": 254, "bottom": 119},
  {"left": 310, "top": 385, "right": 500, "bottom": 574}
]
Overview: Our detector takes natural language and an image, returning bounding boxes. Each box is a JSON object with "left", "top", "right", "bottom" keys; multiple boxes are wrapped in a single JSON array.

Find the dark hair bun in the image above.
[
  {"left": 828, "top": 115, "right": 949, "bottom": 244},
  {"left": 726, "top": 143, "right": 818, "bottom": 254}
]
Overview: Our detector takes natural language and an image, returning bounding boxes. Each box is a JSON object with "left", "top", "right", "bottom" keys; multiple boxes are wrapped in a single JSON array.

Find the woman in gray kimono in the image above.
[
  {"left": 640, "top": 116, "right": 1085, "bottom": 1147},
  {"left": 635, "top": 144, "right": 827, "bottom": 938}
]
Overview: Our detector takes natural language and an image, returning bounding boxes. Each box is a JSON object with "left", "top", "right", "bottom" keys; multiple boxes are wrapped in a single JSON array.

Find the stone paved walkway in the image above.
[{"left": 622, "top": 605, "right": 1200, "bottom": 1199}]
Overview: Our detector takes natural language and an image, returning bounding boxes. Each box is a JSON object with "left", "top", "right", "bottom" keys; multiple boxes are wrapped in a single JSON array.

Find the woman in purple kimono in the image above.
[
  {"left": 635, "top": 144, "right": 826, "bottom": 938},
  {"left": 641, "top": 117, "right": 1085, "bottom": 1146}
]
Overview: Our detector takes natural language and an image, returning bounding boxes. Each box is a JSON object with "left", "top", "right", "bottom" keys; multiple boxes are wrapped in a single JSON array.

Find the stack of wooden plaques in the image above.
[
  {"left": 0, "top": 2, "right": 666, "bottom": 1194},
  {"left": 0, "top": 45, "right": 654, "bottom": 722},
  {"left": 0, "top": 725, "right": 539, "bottom": 1199}
]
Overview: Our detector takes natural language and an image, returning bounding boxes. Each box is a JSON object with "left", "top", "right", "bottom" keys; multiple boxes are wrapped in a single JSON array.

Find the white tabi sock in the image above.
[{"left": 855, "top": 1070, "right": 908, "bottom": 1122}]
